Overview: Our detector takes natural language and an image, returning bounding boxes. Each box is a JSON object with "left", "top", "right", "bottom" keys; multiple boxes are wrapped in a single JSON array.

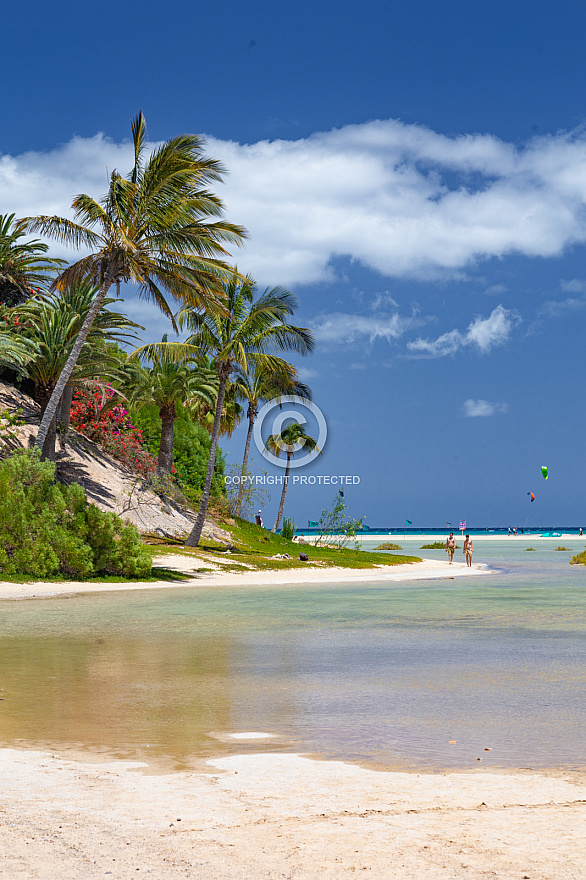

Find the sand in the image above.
[
  {"left": 0, "top": 556, "right": 489, "bottom": 600},
  {"left": 0, "top": 746, "right": 584, "bottom": 879}
]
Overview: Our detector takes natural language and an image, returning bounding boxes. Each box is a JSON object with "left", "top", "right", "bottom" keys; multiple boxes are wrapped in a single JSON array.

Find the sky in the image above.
[{"left": 3, "top": 0, "right": 586, "bottom": 528}]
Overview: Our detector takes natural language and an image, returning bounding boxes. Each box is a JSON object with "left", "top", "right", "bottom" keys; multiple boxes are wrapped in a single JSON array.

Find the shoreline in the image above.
[
  {"left": 1, "top": 744, "right": 584, "bottom": 878},
  {"left": 304, "top": 531, "right": 584, "bottom": 542},
  {"left": 0, "top": 556, "right": 490, "bottom": 600}
]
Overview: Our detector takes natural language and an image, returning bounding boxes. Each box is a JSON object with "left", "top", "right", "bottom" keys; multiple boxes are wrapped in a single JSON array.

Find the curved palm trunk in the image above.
[
  {"left": 185, "top": 371, "right": 228, "bottom": 547},
  {"left": 157, "top": 404, "right": 176, "bottom": 476},
  {"left": 57, "top": 383, "right": 75, "bottom": 439},
  {"left": 37, "top": 385, "right": 57, "bottom": 462},
  {"left": 272, "top": 453, "right": 291, "bottom": 532},
  {"left": 34, "top": 275, "right": 113, "bottom": 453},
  {"left": 233, "top": 402, "right": 257, "bottom": 517}
]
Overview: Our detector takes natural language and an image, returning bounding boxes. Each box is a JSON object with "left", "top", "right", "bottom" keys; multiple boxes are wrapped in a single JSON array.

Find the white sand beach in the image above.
[
  {"left": 0, "top": 746, "right": 584, "bottom": 879},
  {"left": 0, "top": 556, "right": 489, "bottom": 600}
]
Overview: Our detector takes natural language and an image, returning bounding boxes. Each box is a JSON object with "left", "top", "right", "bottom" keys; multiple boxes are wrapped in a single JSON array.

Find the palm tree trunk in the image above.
[
  {"left": 272, "top": 454, "right": 291, "bottom": 532},
  {"left": 157, "top": 405, "right": 175, "bottom": 476},
  {"left": 185, "top": 371, "right": 227, "bottom": 547},
  {"left": 233, "top": 412, "right": 255, "bottom": 517},
  {"left": 37, "top": 385, "right": 57, "bottom": 462},
  {"left": 57, "top": 383, "right": 75, "bottom": 437},
  {"left": 34, "top": 275, "right": 113, "bottom": 454}
]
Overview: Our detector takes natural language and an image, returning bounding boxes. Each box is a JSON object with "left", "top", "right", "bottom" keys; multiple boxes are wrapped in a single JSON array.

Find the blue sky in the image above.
[{"left": 4, "top": 0, "right": 586, "bottom": 528}]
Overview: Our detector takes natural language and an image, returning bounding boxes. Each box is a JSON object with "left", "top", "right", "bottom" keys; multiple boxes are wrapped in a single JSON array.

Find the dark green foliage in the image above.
[
  {"left": 132, "top": 405, "right": 225, "bottom": 501},
  {"left": 0, "top": 452, "right": 153, "bottom": 579},
  {"left": 569, "top": 550, "right": 586, "bottom": 565},
  {"left": 375, "top": 542, "right": 403, "bottom": 551},
  {"left": 421, "top": 541, "right": 458, "bottom": 549},
  {"left": 280, "top": 517, "right": 295, "bottom": 541}
]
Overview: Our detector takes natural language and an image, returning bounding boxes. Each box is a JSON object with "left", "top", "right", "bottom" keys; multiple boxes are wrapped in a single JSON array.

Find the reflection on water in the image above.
[{"left": 0, "top": 539, "right": 585, "bottom": 770}]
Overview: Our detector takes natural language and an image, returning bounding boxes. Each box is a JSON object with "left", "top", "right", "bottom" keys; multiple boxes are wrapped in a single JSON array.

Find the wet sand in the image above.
[{"left": 0, "top": 747, "right": 584, "bottom": 879}]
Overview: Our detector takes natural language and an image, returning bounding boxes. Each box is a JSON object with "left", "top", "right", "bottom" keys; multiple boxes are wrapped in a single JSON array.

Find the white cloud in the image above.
[
  {"left": 407, "top": 305, "right": 518, "bottom": 357},
  {"left": 350, "top": 362, "right": 367, "bottom": 370},
  {"left": 484, "top": 283, "right": 508, "bottom": 295},
  {"left": 7, "top": 120, "right": 586, "bottom": 285},
  {"left": 463, "top": 399, "right": 508, "bottom": 417},
  {"left": 539, "top": 295, "right": 586, "bottom": 317},
  {"left": 560, "top": 278, "right": 586, "bottom": 293},
  {"left": 312, "top": 311, "right": 416, "bottom": 344},
  {"left": 296, "top": 366, "right": 318, "bottom": 380}
]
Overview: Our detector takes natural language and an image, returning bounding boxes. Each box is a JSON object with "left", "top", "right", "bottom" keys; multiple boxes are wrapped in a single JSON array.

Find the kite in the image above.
[
  {"left": 527, "top": 492, "right": 535, "bottom": 502},
  {"left": 541, "top": 466, "right": 548, "bottom": 480}
]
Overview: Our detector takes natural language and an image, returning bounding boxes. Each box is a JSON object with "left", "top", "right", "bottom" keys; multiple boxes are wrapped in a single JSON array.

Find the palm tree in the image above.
[
  {"left": 0, "top": 213, "right": 64, "bottom": 306},
  {"left": 141, "top": 274, "right": 315, "bottom": 546},
  {"left": 232, "top": 363, "right": 312, "bottom": 517},
  {"left": 189, "top": 361, "right": 244, "bottom": 438},
  {"left": 17, "top": 111, "right": 246, "bottom": 456},
  {"left": 266, "top": 422, "right": 319, "bottom": 532},
  {"left": 13, "top": 282, "right": 143, "bottom": 459},
  {"left": 126, "top": 342, "right": 217, "bottom": 476}
]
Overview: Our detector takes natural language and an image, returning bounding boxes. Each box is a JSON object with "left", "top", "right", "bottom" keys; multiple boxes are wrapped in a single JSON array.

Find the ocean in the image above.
[{"left": 0, "top": 536, "right": 584, "bottom": 771}]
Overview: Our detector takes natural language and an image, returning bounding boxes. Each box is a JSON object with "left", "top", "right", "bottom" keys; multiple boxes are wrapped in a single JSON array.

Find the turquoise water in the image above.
[{"left": 0, "top": 538, "right": 585, "bottom": 770}]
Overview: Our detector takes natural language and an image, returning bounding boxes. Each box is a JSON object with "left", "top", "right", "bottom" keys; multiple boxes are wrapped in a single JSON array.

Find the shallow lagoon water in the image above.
[{"left": 0, "top": 538, "right": 585, "bottom": 770}]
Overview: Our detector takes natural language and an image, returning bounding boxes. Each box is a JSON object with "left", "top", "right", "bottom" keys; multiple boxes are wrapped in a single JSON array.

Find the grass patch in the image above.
[{"left": 154, "top": 516, "right": 421, "bottom": 572}]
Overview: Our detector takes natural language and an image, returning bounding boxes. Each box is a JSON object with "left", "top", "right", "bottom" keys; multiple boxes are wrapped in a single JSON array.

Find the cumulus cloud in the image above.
[
  {"left": 6, "top": 120, "right": 586, "bottom": 285},
  {"left": 407, "top": 305, "right": 518, "bottom": 357},
  {"left": 463, "top": 399, "right": 508, "bottom": 417}
]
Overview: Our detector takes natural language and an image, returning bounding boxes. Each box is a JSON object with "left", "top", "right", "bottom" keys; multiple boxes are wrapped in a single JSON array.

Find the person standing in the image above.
[
  {"left": 463, "top": 534, "right": 474, "bottom": 567},
  {"left": 255, "top": 510, "right": 264, "bottom": 527},
  {"left": 445, "top": 532, "right": 457, "bottom": 564}
]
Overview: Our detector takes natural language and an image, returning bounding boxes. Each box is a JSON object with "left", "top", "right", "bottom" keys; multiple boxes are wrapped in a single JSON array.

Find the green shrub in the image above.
[
  {"left": 524, "top": 547, "right": 536, "bottom": 551},
  {"left": 0, "top": 452, "right": 153, "bottom": 579},
  {"left": 421, "top": 541, "right": 459, "bottom": 550},
  {"left": 132, "top": 406, "right": 225, "bottom": 501},
  {"left": 281, "top": 517, "right": 295, "bottom": 541},
  {"left": 375, "top": 542, "right": 403, "bottom": 551},
  {"left": 569, "top": 550, "right": 586, "bottom": 565},
  {"left": 554, "top": 546, "right": 571, "bottom": 551}
]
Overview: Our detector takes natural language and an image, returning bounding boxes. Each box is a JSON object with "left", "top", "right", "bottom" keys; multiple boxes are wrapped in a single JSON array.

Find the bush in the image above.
[
  {"left": 569, "top": 550, "right": 586, "bottom": 565},
  {"left": 132, "top": 406, "right": 225, "bottom": 501},
  {"left": 421, "top": 541, "right": 459, "bottom": 550},
  {"left": 0, "top": 452, "right": 153, "bottom": 579},
  {"left": 281, "top": 517, "right": 295, "bottom": 541},
  {"left": 70, "top": 383, "right": 158, "bottom": 479},
  {"left": 375, "top": 542, "right": 403, "bottom": 551}
]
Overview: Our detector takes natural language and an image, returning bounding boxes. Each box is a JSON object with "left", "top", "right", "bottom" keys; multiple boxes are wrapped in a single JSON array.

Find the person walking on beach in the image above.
[
  {"left": 445, "top": 532, "right": 457, "bottom": 564},
  {"left": 463, "top": 534, "right": 474, "bottom": 567}
]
